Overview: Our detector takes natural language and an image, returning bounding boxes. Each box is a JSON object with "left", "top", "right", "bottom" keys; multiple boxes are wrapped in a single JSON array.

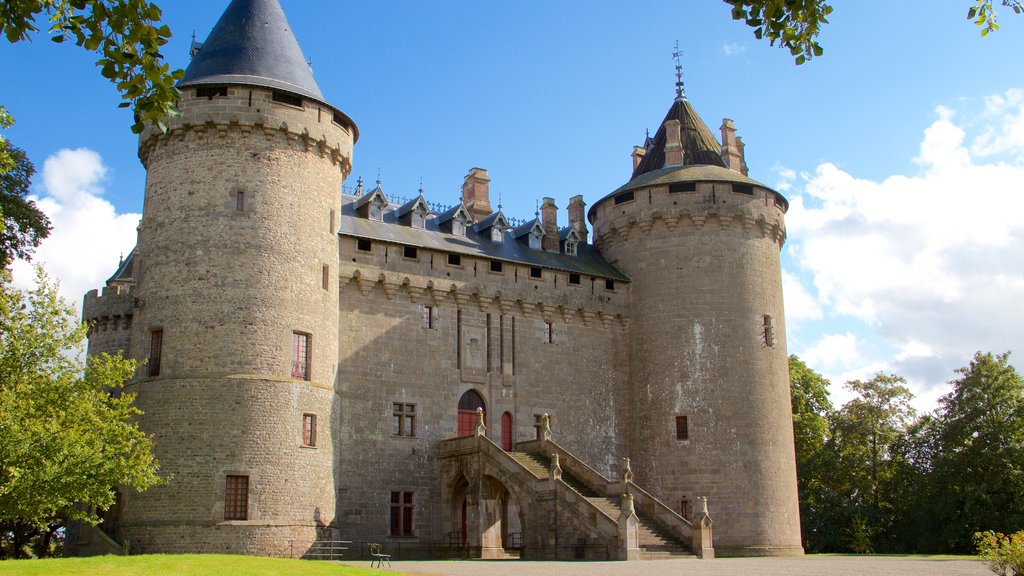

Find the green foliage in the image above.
[
  {"left": 0, "top": 0, "right": 183, "bottom": 133},
  {"left": 0, "top": 553, "right": 390, "bottom": 575},
  {"left": 790, "top": 355, "right": 833, "bottom": 466},
  {"left": 0, "top": 269, "right": 160, "bottom": 549},
  {"left": 975, "top": 530, "right": 1024, "bottom": 576},
  {"left": 725, "top": 0, "right": 1021, "bottom": 64},
  {"left": 0, "top": 144, "right": 52, "bottom": 269}
]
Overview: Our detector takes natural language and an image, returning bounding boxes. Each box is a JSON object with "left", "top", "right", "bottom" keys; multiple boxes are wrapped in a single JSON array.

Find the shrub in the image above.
[{"left": 975, "top": 530, "right": 1024, "bottom": 576}]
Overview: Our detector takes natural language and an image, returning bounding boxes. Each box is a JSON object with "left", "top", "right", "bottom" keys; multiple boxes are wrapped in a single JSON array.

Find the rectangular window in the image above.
[
  {"left": 196, "top": 86, "right": 227, "bottom": 99},
  {"left": 390, "top": 491, "right": 414, "bottom": 537},
  {"left": 530, "top": 267, "right": 542, "bottom": 279},
  {"left": 447, "top": 253, "right": 461, "bottom": 266},
  {"left": 544, "top": 321, "right": 553, "bottom": 344},
  {"left": 392, "top": 403, "right": 416, "bottom": 437},
  {"left": 332, "top": 112, "right": 347, "bottom": 127},
  {"left": 272, "top": 90, "right": 303, "bottom": 107},
  {"left": 303, "top": 413, "right": 317, "bottom": 447},
  {"left": 357, "top": 238, "right": 372, "bottom": 252},
  {"left": 403, "top": 246, "right": 418, "bottom": 259},
  {"left": 676, "top": 415, "right": 689, "bottom": 440},
  {"left": 148, "top": 329, "right": 163, "bottom": 377},
  {"left": 763, "top": 315, "right": 776, "bottom": 348},
  {"left": 224, "top": 475, "right": 249, "bottom": 520},
  {"left": 330, "top": 209, "right": 335, "bottom": 233},
  {"left": 614, "top": 191, "right": 635, "bottom": 205},
  {"left": 292, "top": 332, "right": 311, "bottom": 380},
  {"left": 568, "top": 273, "right": 581, "bottom": 285},
  {"left": 235, "top": 190, "right": 245, "bottom": 211},
  {"left": 489, "top": 260, "right": 503, "bottom": 273},
  {"left": 669, "top": 182, "right": 697, "bottom": 193},
  {"left": 421, "top": 305, "right": 435, "bottom": 329},
  {"left": 733, "top": 184, "right": 754, "bottom": 195},
  {"left": 322, "top": 264, "right": 329, "bottom": 290},
  {"left": 680, "top": 498, "right": 691, "bottom": 520},
  {"left": 605, "top": 279, "right": 615, "bottom": 291},
  {"left": 774, "top": 193, "right": 787, "bottom": 208}
]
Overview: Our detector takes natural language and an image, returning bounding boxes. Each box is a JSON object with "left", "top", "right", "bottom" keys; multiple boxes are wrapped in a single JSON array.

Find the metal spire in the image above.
[{"left": 673, "top": 41, "right": 686, "bottom": 100}]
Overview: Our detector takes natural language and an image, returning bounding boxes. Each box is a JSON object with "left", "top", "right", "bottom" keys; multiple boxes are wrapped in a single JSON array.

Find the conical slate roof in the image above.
[
  {"left": 631, "top": 96, "right": 726, "bottom": 178},
  {"left": 179, "top": 0, "right": 325, "bottom": 101}
]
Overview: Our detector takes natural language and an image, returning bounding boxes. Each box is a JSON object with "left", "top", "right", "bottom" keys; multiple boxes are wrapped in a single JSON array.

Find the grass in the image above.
[{"left": 0, "top": 554, "right": 396, "bottom": 575}]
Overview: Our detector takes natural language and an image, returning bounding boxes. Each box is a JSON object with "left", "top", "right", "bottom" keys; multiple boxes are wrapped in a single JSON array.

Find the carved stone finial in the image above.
[
  {"left": 550, "top": 453, "right": 562, "bottom": 481},
  {"left": 542, "top": 413, "right": 552, "bottom": 442},
  {"left": 697, "top": 495, "right": 709, "bottom": 516},
  {"left": 622, "top": 457, "right": 633, "bottom": 484}
]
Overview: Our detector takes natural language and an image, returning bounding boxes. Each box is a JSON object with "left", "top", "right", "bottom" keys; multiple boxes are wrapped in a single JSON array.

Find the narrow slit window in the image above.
[
  {"left": 763, "top": 315, "right": 775, "bottom": 348},
  {"left": 148, "top": 329, "right": 163, "bottom": 377},
  {"left": 676, "top": 415, "right": 689, "bottom": 440},
  {"left": 235, "top": 190, "right": 245, "bottom": 211},
  {"left": 302, "top": 413, "right": 317, "bottom": 447},
  {"left": 544, "top": 321, "right": 553, "bottom": 344},
  {"left": 322, "top": 265, "right": 329, "bottom": 290}
]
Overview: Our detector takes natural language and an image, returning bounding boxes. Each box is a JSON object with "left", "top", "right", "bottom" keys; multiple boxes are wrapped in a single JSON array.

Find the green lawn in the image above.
[{"left": 0, "top": 554, "right": 396, "bottom": 576}]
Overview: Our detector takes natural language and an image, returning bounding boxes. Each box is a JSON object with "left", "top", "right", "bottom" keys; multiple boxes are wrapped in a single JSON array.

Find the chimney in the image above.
[
  {"left": 567, "top": 195, "right": 588, "bottom": 244},
  {"left": 461, "top": 168, "right": 492, "bottom": 221},
  {"left": 540, "top": 197, "right": 559, "bottom": 252},
  {"left": 663, "top": 119, "right": 684, "bottom": 166},
  {"left": 720, "top": 118, "right": 743, "bottom": 174},
  {"left": 736, "top": 136, "right": 749, "bottom": 176},
  {"left": 631, "top": 145, "right": 647, "bottom": 171}
]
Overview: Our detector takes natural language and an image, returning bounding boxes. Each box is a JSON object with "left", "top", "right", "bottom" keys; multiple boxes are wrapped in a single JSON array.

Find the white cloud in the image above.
[
  {"left": 722, "top": 42, "right": 746, "bottom": 57},
  {"left": 786, "top": 94, "right": 1024, "bottom": 405},
  {"left": 10, "top": 148, "right": 140, "bottom": 308},
  {"left": 782, "top": 270, "right": 822, "bottom": 322},
  {"left": 801, "top": 332, "right": 859, "bottom": 372}
]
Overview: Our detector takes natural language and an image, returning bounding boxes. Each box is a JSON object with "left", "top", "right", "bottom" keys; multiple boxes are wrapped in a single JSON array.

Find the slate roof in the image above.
[
  {"left": 632, "top": 97, "right": 727, "bottom": 178},
  {"left": 338, "top": 195, "right": 629, "bottom": 282},
  {"left": 106, "top": 251, "right": 135, "bottom": 285},
  {"left": 179, "top": 0, "right": 325, "bottom": 102}
]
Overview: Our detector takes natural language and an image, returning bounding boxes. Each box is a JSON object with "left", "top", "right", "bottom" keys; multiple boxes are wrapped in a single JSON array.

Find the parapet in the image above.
[{"left": 82, "top": 284, "right": 136, "bottom": 338}]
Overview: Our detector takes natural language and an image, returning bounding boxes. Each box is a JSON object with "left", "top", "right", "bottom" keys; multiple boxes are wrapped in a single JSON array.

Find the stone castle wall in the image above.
[
  {"left": 591, "top": 177, "right": 802, "bottom": 556},
  {"left": 119, "top": 85, "right": 352, "bottom": 555},
  {"left": 82, "top": 284, "right": 135, "bottom": 359},
  {"left": 334, "top": 235, "right": 630, "bottom": 543}
]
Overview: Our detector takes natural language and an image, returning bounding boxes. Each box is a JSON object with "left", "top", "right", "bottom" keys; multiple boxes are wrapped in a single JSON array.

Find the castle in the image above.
[{"left": 79, "top": 0, "right": 802, "bottom": 560}]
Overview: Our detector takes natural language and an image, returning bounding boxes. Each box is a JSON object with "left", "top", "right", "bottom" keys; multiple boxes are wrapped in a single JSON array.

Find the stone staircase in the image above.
[{"left": 508, "top": 451, "right": 694, "bottom": 559}]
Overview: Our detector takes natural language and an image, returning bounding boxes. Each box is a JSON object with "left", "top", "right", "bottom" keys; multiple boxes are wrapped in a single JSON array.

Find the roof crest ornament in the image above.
[{"left": 673, "top": 40, "right": 686, "bottom": 101}]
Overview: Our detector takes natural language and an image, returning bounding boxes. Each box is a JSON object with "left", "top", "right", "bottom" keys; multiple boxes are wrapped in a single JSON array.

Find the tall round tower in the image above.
[
  {"left": 589, "top": 94, "right": 802, "bottom": 556},
  {"left": 120, "top": 0, "right": 356, "bottom": 555}
]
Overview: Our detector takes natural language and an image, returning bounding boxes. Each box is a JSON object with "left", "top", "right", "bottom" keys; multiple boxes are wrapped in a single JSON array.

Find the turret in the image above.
[
  {"left": 120, "top": 0, "right": 354, "bottom": 555},
  {"left": 589, "top": 88, "right": 801, "bottom": 556}
]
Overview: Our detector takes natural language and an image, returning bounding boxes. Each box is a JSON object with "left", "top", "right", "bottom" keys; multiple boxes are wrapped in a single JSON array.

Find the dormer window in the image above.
[
  {"left": 453, "top": 219, "right": 466, "bottom": 236},
  {"left": 369, "top": 197, "right": 385, "bottom": 221},
  {"left": 565, "top": 240, "right": 577, "bottom": 256},
  {"left": 529, "top": 230, "right": 542, "bottom": 250},
  {"left": 491, "top": 227, "right": 504, "bottom": 243},
  {"left": 411, "top": 205, "right": 427, "bottom": 229}
]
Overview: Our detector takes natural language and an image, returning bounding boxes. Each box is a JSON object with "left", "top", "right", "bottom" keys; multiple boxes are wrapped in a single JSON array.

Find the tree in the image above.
[
  {"left": 0, "top": 268, "right": 160, "bottom": 559},
  {"left": 0, "top": 1, "right": 183, "bottom": 134},
  {"left": 788, "top": 355, "right": 834, "bottom": 551},
  {"left": 0, "top": 143, "right": 51, "bottom": 270},
  {"left": 725, "top": 0, "right": 1024, "bottom": 64},
  {"left": 931, "top": 352, "right": 1024, "bottom": 552}
]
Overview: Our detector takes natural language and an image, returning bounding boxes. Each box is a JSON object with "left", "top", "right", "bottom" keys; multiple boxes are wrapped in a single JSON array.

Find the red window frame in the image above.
[
  {"left": 390, "top": 491, "right": 414, "bottom": 537},
  {"left": 224, "top": 475, "right": 249, "bottom": 520},
  {"left": 292, "top": 332, "right": 311, "bottom": 380},
  {"left": 148, "top": 329, "right": 163, "bottom": 377},
  {"left": 302, "top": 413, "right": 317, "bottom": 447}
]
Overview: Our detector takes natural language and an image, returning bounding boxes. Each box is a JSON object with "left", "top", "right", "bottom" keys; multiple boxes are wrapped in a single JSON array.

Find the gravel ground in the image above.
[{"left": 351, "top": 556, "right": 990, "bottom": 576}]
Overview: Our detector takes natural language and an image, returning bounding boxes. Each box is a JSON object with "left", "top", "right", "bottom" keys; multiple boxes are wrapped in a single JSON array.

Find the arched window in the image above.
[{"left": 457, "top": 390, "right": 486, "bottom": 437}]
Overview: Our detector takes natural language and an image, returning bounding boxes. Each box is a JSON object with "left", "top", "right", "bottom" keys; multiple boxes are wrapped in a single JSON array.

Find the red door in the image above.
[
  {"left": 457, "top": 390, "right": 486, "bottom": 436},
  {"left": 501, "top": 412, "right": 513, "bottom": 451}
]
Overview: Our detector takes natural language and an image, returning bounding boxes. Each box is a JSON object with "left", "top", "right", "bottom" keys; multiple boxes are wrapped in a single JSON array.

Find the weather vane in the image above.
[{"left": 673, "top": 41, "right": 685, "bottom": 100}]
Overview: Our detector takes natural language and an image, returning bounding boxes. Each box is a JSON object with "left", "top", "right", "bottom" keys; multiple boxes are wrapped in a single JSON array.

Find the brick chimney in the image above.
[
  {"left": 567, "top": 195, "right": 588, "bottom": 244},
  {"left": 720, "top": 119, "right": 743, "bottom": 175},
  {"left": 736, "top": 136, "right": 749, "bottom": 176},
  {"left": 461, "top": 168, "right": 492, "bottom": 222},
  {"left": 540, "top": 197, "right": 559, "bottom": 252},
  {"left": 663, "top": 119, "right": 684, "bottom": 166},
  {"left": 632, "top": 146, "right": 647, "bottom": 171}
]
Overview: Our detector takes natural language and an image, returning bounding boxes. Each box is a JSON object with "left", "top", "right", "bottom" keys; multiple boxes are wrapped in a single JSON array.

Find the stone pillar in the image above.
[
  {"left": 540, "top": 197, "right": 559, "bottom": 252},
  {"left": 690, "top": 496, "right": 715, "bottom": 559},
  {"left": 618, "top": 493, "right": 641, "bottom": 560},
  {"left": 663, "top": 119, "right": 684, "bottom": 166}
]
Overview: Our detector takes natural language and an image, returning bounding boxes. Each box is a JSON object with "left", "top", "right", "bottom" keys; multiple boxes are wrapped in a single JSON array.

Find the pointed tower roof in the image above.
[
  {"left": 631, "top": 97, "right": 727, "bottom": 178},
  {"left": 180, "top": 0, "right": 325, "bottom": 102}
]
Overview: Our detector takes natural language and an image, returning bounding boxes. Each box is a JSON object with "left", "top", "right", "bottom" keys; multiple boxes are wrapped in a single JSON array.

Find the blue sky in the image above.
[{"left": 1, "top": 1, "right": 1022, "bottom": 412}]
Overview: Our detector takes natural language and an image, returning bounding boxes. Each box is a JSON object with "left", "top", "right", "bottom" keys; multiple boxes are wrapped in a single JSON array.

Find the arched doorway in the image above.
[
  {"left": 501, "top": 412, "right": 513, "bottom": 451},
  {"left": 458, "top": 389, "right": 486, "bottom": 437}
]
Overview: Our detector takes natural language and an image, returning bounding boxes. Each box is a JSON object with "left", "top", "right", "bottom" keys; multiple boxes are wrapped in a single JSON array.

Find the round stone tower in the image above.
[
  {"left": 589, "top": 94, "right": 802, "bottom": 556},
  {"left": 120, "top": 0, "right": 356, "bottom": 555}
]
